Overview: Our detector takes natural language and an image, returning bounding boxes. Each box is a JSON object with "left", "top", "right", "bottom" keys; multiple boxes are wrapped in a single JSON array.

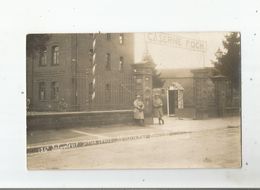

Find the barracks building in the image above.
[{"left": 26, "top": 33, "right": 135, "bottom": 112}]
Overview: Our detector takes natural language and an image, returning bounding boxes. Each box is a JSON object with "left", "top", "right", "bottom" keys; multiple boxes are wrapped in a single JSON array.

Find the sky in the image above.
[{"left": 134, "top": 32, "right": 227, "bottom": 69}]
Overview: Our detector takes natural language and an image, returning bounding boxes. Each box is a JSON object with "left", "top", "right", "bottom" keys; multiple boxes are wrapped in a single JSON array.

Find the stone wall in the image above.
[{"left": 27, "top": 110, "right": 134, "bottom": 130}]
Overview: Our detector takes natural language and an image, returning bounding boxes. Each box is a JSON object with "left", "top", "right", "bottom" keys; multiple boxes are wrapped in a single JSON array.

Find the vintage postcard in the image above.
[{"left": 26, "top": 32, "right": 241, "bottom": 169}]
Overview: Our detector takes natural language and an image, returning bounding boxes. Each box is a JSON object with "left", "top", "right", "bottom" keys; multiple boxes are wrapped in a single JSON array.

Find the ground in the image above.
[{"left": 27, "top": 116, "right": 241, "bottom": 169}]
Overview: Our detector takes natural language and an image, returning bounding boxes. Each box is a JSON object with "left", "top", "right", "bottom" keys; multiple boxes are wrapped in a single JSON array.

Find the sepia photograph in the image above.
[{"left": 26, "top": 32, "right": 241, "bottom": 169}]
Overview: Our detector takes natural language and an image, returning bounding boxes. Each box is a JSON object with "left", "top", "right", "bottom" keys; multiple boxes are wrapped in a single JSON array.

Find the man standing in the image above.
[
  {"left": 133, "top": 95, "right": 145, "bottom": 126},
  {"left": 153, "top": 94, "right": 164, "bottom": 125}
]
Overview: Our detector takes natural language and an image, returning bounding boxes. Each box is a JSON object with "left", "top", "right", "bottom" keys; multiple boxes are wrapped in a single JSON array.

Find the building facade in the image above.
[{"left": 27, "top": 33, "right": 135, "bottom": 111}]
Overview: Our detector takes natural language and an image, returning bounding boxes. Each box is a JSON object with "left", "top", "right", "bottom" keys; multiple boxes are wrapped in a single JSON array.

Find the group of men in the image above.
[{"left": 133, "top": 94, "right": 164, "bottom": 126}]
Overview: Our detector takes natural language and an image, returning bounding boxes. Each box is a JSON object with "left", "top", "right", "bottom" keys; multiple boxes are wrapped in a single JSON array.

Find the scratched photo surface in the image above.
[{"left": 26, "top": 32, "right": 241, "bottom": 169}]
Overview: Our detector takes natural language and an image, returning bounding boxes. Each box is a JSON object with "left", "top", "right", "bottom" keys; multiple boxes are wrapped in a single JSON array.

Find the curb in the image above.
[{"left": 27, "top": 131, "right": 191, "bottom": 154}]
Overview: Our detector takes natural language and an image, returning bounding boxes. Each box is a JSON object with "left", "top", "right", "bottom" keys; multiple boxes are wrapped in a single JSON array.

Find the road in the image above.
[{"left": 27, "top": 126, "right": 241, "bottom": 169}]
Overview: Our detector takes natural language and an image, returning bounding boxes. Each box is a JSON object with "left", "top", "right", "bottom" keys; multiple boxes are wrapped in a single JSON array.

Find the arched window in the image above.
[
  {"left": 39, "top": 82, "right": 46, "bottom": 101},
  {"left": 39, "top": 48, "right": 47, "bottom": 66},
  {"left": 119, "top": 33, "right": 124, "bottom": 45},
  {"left": 52, "top": 46, "right": 59, "bottom": 65}
]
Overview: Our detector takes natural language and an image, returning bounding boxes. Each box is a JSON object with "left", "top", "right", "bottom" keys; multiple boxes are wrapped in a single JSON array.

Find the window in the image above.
[
  {"left": 119, "top": 56, "right": 124, "bottom": 71},
  {"left": 105, "top": 83, "right": 111, "bottom": 102},
  {"left": 39, "top": 48, "right": 47, "bottom": 66},
  {"left": 52, "top": 46, "right": 59, "bottom": 65},
  {"left": 119, "top": 33, "right": 124, "bottom": 45},
  {"left": 51, "top": 82, "right": 59, "bottom": 100},
  {"left": 106, "top": 33, "right": 111, "bottom": 40},
  {"left": 106, "top": 53, "right": 111, "bottom": 70},
  {"left": 39, "top": 82, "right": 46, "bottom": 101}
]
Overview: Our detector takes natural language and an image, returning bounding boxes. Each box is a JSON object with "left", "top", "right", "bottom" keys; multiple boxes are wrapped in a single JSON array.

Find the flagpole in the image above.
[
  {"left": 203, "top": 51, "right": 205, "bottom": 68},
  {"left": 143, "top": 33, "right": 149, "bottom": 59},
  {"left": 203, "top": 40, "right": 207, "bottom": 68},
  {"left": 92, "top": 33, "right": 97, "bottom": 101}
]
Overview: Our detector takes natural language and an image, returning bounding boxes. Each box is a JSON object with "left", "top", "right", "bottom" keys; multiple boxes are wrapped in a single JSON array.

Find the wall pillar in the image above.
[
  {"left": 132, "top": 61, "right": 155, "bottom": 124},
  {"left": 212, "top": 75, "right": 227, "bottom": 117},
  {"left": 191, "top": 68, "right": 213, "bottom": 119}
]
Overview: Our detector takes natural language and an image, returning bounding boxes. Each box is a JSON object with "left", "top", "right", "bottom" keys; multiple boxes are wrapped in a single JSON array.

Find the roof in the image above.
[{"left": 159, "top": 68, "right": 194, "bottom": 78}]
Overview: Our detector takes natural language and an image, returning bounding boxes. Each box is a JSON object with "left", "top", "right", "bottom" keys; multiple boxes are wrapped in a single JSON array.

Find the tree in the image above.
[
  {"left": 142, "top": 52, "right": 165, "bottom": 88},
  {"left": 213, "top": 32, "right": 241, "bottom": 100},
  {"left": 152, "top": 67, "right": 165, "bottom": 88},
  {"left": 26, "top": 34, "right": 50, "bottom": 57}
]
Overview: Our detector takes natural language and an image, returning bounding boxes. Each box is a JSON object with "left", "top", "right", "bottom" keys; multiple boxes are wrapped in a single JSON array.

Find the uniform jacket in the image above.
[{"left": 133, "top": 99, "right": 144, "bottom": 119}]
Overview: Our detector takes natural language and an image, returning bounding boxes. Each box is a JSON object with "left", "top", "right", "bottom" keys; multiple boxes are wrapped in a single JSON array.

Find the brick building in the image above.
[{"left": 27, "top": 33, "right": 135, "bottom": 112}]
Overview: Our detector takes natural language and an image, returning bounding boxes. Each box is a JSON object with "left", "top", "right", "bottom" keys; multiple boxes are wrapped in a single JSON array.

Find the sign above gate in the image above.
[{"left": 145, "top": 33, "right": 207, "bottom": 53}]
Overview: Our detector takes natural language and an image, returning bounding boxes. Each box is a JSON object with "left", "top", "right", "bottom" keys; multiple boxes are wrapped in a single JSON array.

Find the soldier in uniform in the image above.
[
  {"left": 133, "top": 95, "right": 145, "bottom": 126},
  {"left": 153, "top": 94, "right": 164, "bottom": 125}
]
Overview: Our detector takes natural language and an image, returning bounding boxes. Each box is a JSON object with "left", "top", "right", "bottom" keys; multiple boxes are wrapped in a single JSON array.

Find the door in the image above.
[{"left": 168, "top": 90, "right": 177, "bottom": 115}]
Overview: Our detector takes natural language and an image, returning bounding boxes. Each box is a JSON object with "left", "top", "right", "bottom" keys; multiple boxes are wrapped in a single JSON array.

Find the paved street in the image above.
[
  {"left": 27, "top": 116, "right": 241, "bottom": 169},
  {"left": 27, "top": 116, "right": 240, "bottom": 147}
]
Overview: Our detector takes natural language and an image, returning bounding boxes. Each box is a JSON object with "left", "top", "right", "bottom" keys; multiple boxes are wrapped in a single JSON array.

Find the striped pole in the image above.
[{"left": 91, "top": 33, "right": 97, "bottom": 100}]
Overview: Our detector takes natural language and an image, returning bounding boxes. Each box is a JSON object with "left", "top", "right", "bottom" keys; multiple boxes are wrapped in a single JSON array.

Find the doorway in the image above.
[{"left": 168, "top": 90, "right": 177, "bottom": 116}]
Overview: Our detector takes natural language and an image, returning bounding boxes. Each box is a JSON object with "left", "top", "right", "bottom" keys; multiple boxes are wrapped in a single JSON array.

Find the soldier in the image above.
[
  {"left": 133, "top": 95, "right": 145, "bottom": 126},
  {"left": 153, "top": 94, "right": 164, "bottom": 125}
]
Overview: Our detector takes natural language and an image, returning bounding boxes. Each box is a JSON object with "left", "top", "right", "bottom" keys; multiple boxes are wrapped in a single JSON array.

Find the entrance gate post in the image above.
[
  {"left": 191, "top": 68, "right": 212, "bottom": 119},
  {"left": 132, "top": 61, "right": 155, "bottom": 124},
  {"left": 212, "top": 75, "right": 227, "bottom": 117}
]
